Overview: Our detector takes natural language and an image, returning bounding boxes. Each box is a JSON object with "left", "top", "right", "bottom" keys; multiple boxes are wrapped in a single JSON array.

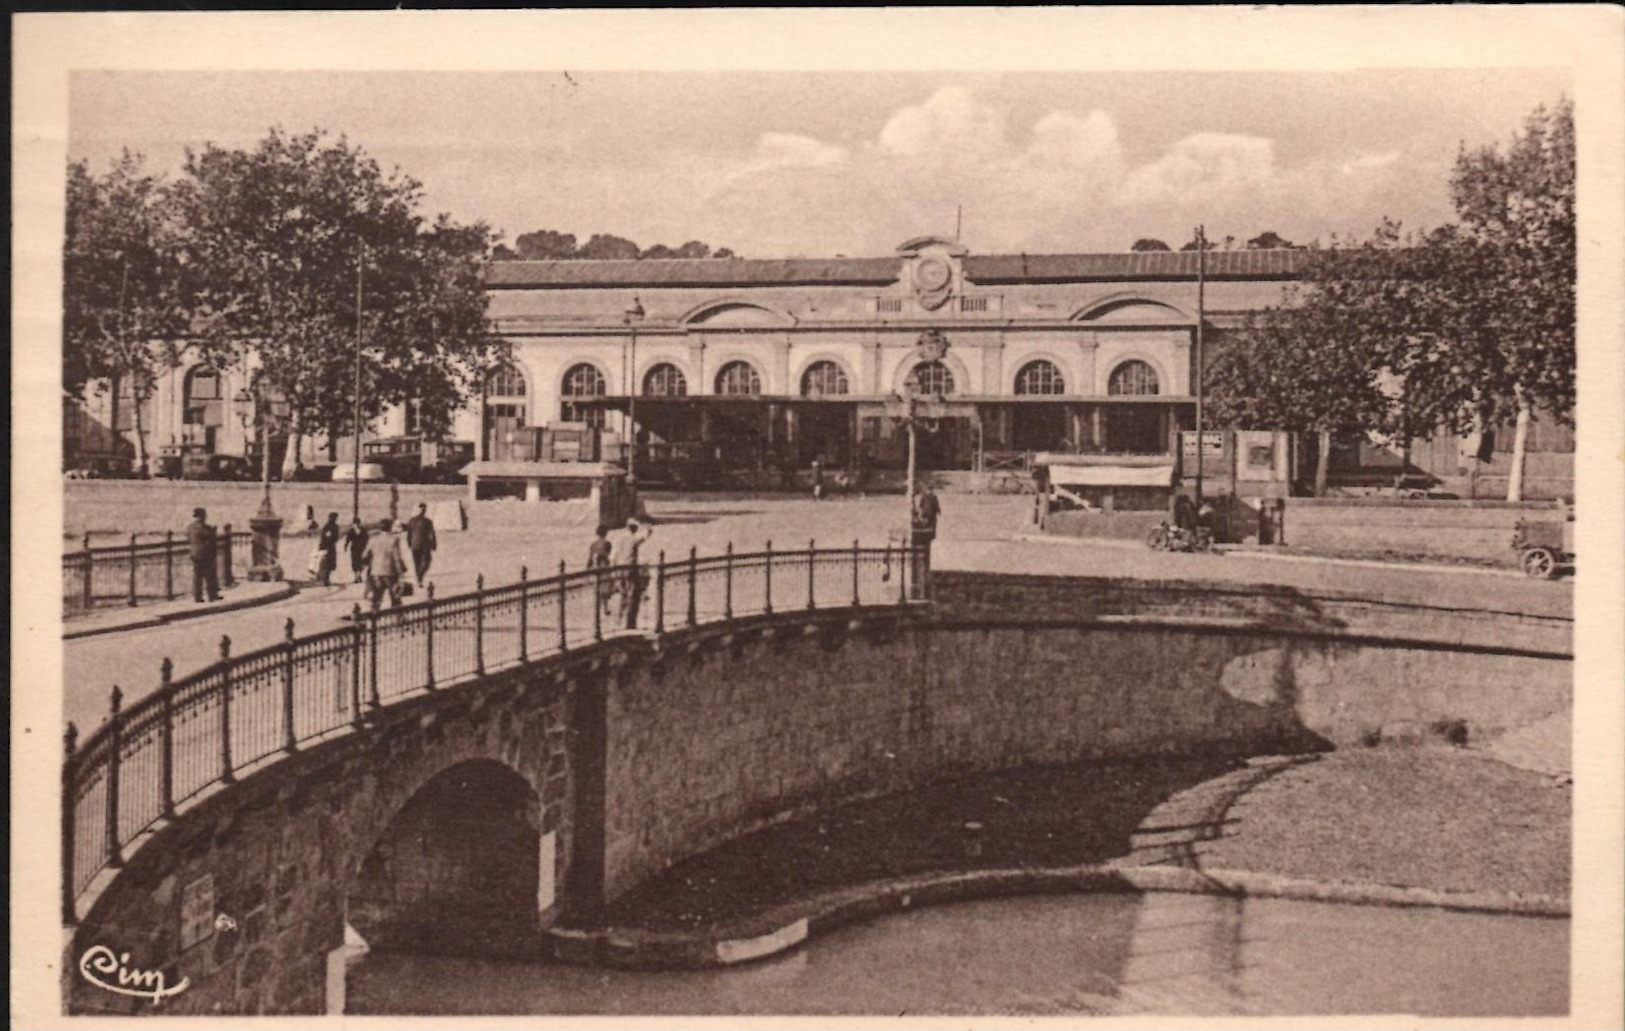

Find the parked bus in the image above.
[{"left": 360, "top": 436, "right": 475, "bottom": 484}]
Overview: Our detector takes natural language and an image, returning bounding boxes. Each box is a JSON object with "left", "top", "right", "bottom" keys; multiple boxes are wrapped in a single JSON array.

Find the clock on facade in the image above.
[{"left": 914, "top": 257, "right": 953, "bottom": 310}]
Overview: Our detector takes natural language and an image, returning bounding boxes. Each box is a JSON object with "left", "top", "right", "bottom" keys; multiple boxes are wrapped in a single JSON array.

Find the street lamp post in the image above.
[
  {"left": 234, "top": 383, "right": 284, "bottom": 581},
  {"left": 624, "top": 297, "right": 645, "bottom": 484}
]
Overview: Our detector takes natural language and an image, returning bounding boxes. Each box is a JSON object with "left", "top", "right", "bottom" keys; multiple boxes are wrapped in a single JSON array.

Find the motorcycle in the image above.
[{"left": 1146, "top": 521, "right": 1213, "bottom": 553}]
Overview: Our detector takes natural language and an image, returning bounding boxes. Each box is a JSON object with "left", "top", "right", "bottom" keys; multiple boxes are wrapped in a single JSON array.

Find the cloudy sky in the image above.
[{"left": 67, "top": 66, "right": 1569, "bottom": 259}]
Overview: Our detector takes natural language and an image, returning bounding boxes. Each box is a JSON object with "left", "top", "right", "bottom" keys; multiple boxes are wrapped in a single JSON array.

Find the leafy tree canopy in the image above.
[
  {"left": 171, "top": 127, "right": 508, "bottom": 453},
  {"left": 492, "top": 229, "right": 737, "bottom": 261},
  {"left": 1130, "top": 238, "right": 1171, "bottom": 252}
]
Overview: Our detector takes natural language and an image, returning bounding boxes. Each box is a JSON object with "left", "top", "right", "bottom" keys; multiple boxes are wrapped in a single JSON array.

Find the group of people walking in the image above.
[
  {"left": 311, "top": 502, "right": 438, "bottom": 609},
  {"left": 588, "top": 519, "right": 655, "bottom": 630}
]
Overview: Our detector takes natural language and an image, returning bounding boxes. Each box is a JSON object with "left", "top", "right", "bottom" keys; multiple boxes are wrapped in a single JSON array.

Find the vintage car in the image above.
[{"left": 1511, "top": 501, "right": 1575, "bottom": 579}]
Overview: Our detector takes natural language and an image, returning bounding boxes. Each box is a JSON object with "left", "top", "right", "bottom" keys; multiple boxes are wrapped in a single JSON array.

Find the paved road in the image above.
[{"left": 62, "top": 493, "right": 1572, "bottom": 734}]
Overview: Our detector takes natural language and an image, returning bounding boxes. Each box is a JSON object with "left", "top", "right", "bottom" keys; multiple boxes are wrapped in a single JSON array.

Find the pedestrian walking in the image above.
[
  {"left": 362, "top": 518, "right": 410, "bottom": 609},
  {"left": 405, "top": 502, "right": 437, "bottom": 582},
  {"left": 587, "top": 524, "right": 614, "bottom": 614},
  {"left": 910, "top": 485, "right": 941, "bottom": 597},
  {"left": 811, "top": 457, "right": 825, "bottom": 501},
  {"left": 612, "top": 519, "right": 654, "bottom": 629},
  {"left": 185, "top": 507, "right": 221, "bottom": 603},
  {"left": 315, "top": 512, "right": 341, "bottom": 586},
  {"left": 343, "top": 516, "right": 369, "bottom": 584}
]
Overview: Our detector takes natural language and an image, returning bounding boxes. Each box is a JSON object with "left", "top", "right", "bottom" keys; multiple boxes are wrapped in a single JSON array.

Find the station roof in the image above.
[{"left": 485, "top": 248, "right": 1310, "bottom": 289}]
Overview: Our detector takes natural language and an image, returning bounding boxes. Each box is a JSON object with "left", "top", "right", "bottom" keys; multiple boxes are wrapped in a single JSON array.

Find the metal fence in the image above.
[
  {"left": 61, "top": 540, "right": 927, "bottom": 922},
  {"left": 62, "top": 529, "right": 252, "bottom": 617}
]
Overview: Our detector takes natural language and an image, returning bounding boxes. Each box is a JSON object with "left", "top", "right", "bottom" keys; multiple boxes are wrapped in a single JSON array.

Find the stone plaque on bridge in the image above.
[{"left": 179, "top": 874, "right": 216, "bottom": 951}]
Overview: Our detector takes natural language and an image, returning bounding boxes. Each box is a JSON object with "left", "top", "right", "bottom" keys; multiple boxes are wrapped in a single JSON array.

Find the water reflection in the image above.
[{"left": 347, "top": 892, "right": 1567, "bottom": 1017}]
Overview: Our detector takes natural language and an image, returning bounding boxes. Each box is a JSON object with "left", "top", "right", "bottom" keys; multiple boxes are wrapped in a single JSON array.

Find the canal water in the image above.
[{"left": 346, "top": 891, "right": 1568, "bottom": 1017}]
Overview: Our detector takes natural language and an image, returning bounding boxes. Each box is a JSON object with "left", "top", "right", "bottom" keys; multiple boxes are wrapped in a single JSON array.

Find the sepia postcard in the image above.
[{"left": 12, "top": 7, "right": 1624, "bottom": 1029}]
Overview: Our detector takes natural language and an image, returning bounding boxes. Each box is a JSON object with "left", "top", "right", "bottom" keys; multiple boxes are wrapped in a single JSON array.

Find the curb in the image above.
[
  {"left": 63, "top": 584, "right": 299, "bottom": 640},
  {"left": 540, "top": 862, "right": 1568, "bottom": 971},
  {"left": 1011, "top": 532, "right": 1526, "bottom": 578}
]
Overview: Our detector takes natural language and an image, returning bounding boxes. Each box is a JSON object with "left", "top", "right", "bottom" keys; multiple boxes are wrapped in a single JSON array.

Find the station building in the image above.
[{"left": 67, "top": 235, "right": 1573, "bottom": 498}]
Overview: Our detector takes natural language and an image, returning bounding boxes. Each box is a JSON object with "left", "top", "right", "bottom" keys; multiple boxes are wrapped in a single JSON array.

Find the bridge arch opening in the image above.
[{"left": 348, "top": 759, "right": 543, "bottom": 958}]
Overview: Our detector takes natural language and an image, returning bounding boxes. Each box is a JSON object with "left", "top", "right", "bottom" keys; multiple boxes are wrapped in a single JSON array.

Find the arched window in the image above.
[
  {"left": 560, "top": 362, "right": 606, "bottom": 427},
  {"left": 909, "top": 360, "right": 955, "bottom": 397},
  {"left": 483, "top": 363, "right": 530, "bottom": 459},
  {"left": 1107, "top": 360, "right": 1159, "bottom": 396},
  {"left": 1015, "top": 360, "right": 1065, "bottom": 395},
  {"left": 484, "top": 363, "right": 528, "bottom": 400},
  {"left": 800, "top": 360, "right": 850, "bottom": 397},
  {"left": 715, "top": 360, "right": 762, "bottom": 396},
  {"left": 643, "top": 363, "right": 688, "bottom": 397}
]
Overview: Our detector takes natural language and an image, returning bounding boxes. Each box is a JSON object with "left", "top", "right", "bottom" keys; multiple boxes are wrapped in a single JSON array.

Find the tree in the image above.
[
  {"left": 674, "top": 240, "right": 712, "bottom": 259},
  {"left": 576, "top": 233, "right": 640, "bottom": 260},
  {"left": 1206, "top": 246, "right": 1401, "bottom": 496},
  {"left": 63, "top": 151, "right": 192, "bottom": 475},
  {"left": 1179, "top": 234, "right": 1221, "bottom": 252},
  {"left": 1445, "top": 98, "right": 1575, "bottom": 499},
  {"left": 511, "top": 229, "right": 578, "bottom": 260},
  {"left": 1246, "top": 231, "right": 1297, "bottom": 250},
  {"left": 639, "top": 243, "right": 677, "bottom": 260},
  {"left": 1131, "top": 238, "right": 1171, "bottom": 252},
  {"left": 172, "top": 128, "right": 508, "bottom": 476},
  {"left": 713, "top": 247, "right": 737, "bottom": 259}
]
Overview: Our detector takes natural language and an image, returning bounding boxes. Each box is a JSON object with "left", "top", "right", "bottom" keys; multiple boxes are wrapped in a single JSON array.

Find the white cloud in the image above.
[
  {"left": 876, "top": 86, "right": 1008, "bottom": 159},
  {"left": 1340, "top": 150, "right": 1401, "bottom": 174},
  {"left": 1115, "top": 132, "right": 1278, "bottom": 207},
  {"left": 734, "top": 132, "right": 848, "bottom": 178}
]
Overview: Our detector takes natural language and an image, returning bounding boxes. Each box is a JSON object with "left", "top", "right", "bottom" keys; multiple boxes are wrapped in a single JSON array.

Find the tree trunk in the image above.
[
  {"left": 130, "top": 384, "right": 150, "bottom": 477},
  {"left": 1506, "top": 396, "right": 1531, "bottom": 502},
  {"left": 281, "top": 427, "right": 303, "bottom": 480},
  {"left": 1314, "top": 430, "right": 1331, "bottom": 498}
]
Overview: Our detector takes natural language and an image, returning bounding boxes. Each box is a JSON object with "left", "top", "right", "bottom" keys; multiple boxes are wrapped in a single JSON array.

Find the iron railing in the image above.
[
  {"left": 62, "top": 529, "right": 251, "bottom": 617},
  {"left": 61, "top": 540, "right": 927, "bottom": 922}
]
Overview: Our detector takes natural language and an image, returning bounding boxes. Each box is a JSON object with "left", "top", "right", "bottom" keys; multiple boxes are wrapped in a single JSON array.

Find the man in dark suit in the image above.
[
  {"left": 186, "top": 507, "right": 221, "bottom": 603},
  {"left": 405, "top": 502, "right": 437, "bottom": 583}
]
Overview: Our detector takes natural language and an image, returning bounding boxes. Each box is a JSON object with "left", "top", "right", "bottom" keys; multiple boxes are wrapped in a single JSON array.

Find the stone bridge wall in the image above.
[{"left": 65, "top": 572, "right": 1570, "bottom": 1016}]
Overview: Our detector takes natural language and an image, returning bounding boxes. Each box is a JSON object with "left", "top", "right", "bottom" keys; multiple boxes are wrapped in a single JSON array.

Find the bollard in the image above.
[
  {"left": 425, "top": 583, "right": 437, "bottom": 689},
  {"left": 474, "top": 574, "right": 486, "bottom": 675},
  {"left": 724, "top": 542, "right": 734, "bottom": 620},
  {"left": 764, "top": 539, "right": 774, "bottom": 616},
  {"left": 558, "top": 560, "right": 569, "bottom": 652},
  {"left": 159, "top": 658, "right": 175, "bottom": 819},
  {"left": 349, "top": 603, "right": 365, "bottom": 726},
  {"left": 105, "top": 686, "right": 124, "bottom": 868},
  {"left": 687, "top": 546, "right": 698, "bottom": 628},
  {"left": 517, "top": 566, "right": 528, "bottom": 662},
  {"left": 593, "top": 565, "right": 603, "bottom": 642},
  {"left": 654, "top": 552, "right": 666, "bottom": 635},
  {"left": 851, "top": 538, "right": 861, "bottom": 607},
  {"left": 220, "top": 524, "right": 235, "bottom": 587},
  {"left": 218, "top": 636, "right": 235, "bottom": 782},
  {"left": 81, "top": 533, "right": 93, "bottom": 610},
  {"left": 62, "top": 723, "right": 79, "bottom": 925},
  {"left": 282, "top": 618, "right": 298, "bottom": 752}
]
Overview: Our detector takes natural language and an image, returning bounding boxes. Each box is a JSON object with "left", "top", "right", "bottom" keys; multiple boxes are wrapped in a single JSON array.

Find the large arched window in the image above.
[
  {"left": 643, "top": 363, "right": 688, "bottom": 397},
  {"left": 560, "top": 362, "right": 606, "bottom": 427},
  {"left": 909, "top": 360, "right": 955, "bottom": 397},
  {"left": 800, "top": 360, "right": 849, "bottom": 397},
  {"left": 1015, "top": 360, "right": 1065, "bottom": 395},
  {"left": 715, "top": 360, "right": 762, "bottom": 396},
  {"left": 483, "top": 363, "right": 530, "bottom": 459},
  {"left": 1107, "top": 359, "right": 1160, "bottom": 396}
]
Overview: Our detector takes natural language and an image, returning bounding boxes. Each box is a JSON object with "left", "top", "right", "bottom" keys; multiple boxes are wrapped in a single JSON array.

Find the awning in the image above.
[{"left": 1047, "top": 464, "right": 1174, "bottom": 488}]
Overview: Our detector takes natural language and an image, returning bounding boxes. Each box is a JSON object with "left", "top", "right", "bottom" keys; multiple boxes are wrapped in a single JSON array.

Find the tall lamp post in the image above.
[
  {"left": 624, "top": 297, "right": 645, "bottom": 484},
  {"left": 233, "top": 382, "right": 285, "bottom": 581}
]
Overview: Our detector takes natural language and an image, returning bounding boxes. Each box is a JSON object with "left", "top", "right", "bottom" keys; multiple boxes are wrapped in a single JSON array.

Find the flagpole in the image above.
[
  {"left": 1194, "top": 225, "right": 1206, "bottom": 515},
  {"left": 352, "top": 241, "right": 364, "bottom": 524}
]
